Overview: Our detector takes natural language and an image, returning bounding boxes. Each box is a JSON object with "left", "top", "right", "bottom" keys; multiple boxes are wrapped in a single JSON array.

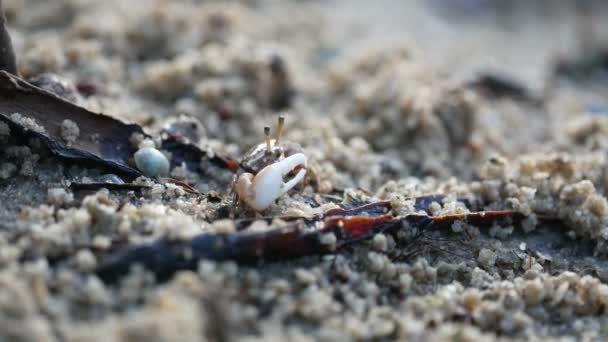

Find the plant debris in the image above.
[
  {"left": 0, "top": 12, "right": 237, "bottom": 179},
  {"left": 96, "top": 213, "right": 395, "bottom": 281},
  {"left": 69, "top": 182, "right": 149, "bottom": 193},
  {"left": 0, "top": 70, "right": 146, "bottom": 176},
  {"left": 96, "top": 199, "right": 532, "bottom": 282},
  {"left": 163, "top": 177, "right": 202, "bottom": 194},
  {"left": 467, "top": 73, "right": 540, "bottom": 104},
  {"left": 0, "top": 70, "right": 238, "bottom": 179}
]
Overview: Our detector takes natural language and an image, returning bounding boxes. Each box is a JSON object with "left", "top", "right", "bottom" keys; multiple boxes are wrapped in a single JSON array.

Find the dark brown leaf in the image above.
[
  {"left": 0, "top": 71, "right": 238, "bottom": 178},
  {"left": 0, "top": 70, "right": 146, "bottom": 176}
]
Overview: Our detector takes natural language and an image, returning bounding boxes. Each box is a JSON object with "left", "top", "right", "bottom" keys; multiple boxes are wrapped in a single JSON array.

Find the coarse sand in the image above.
[{"left": 1, "top": 0, "right": 608, "bottom": 341}]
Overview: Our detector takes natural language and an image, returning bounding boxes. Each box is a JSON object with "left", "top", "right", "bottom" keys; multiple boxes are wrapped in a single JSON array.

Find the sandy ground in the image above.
[{"left": 2, "top": 0, "right": 608, "bottom": 341}]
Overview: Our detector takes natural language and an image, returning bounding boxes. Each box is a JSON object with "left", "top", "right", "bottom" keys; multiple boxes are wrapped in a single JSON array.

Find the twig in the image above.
[{"left": 95, "top": 199, "right": 529, "bottom": 282}]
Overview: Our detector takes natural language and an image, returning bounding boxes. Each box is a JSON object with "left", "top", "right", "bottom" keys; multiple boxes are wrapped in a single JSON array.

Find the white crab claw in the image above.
[{"left": 249, "top": 153, "right": 307, "bottom": 211}]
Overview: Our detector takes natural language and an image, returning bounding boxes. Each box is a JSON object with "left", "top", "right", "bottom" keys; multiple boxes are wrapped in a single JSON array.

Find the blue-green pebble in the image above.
[{"left": 134, "top": 147, "right": 170, "bottom": 177}]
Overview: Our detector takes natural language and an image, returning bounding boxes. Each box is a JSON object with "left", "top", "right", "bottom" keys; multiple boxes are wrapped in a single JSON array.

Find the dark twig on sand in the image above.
[
  {"left": 69, "top": 182, "right": 150, "bottom": 192},
  {"left": 97, "top": 214, "right": 400, "bottom": 282},
  {"left": 96, "top": 198, "right": 529, "bottom": 282}
]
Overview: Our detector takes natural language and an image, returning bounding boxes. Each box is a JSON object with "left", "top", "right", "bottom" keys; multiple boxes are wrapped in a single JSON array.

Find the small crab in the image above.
[{"left": 235, "top": 116, "right": 308, "bottom": 211}]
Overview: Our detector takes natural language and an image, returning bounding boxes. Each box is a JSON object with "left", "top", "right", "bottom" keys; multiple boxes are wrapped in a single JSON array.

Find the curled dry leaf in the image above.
[
  {"left": 0, "top": 71, "right": 237, "bottom": 178},
  {"left": 0, "top": 70, "right": 146, "bottom": 176}
]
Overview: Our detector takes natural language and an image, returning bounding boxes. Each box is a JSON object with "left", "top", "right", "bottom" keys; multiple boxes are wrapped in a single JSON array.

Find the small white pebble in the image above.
[
  {"left": 134, "top": 147, "right": 170, "bottom": 177},
  {"left": 428, "top": 201, "right": 442, "bottom": 216},
  {"left": 320, "top": 233, "right": 337, "bottom": 251},
  {"left": 60, "top": 119, "right": 80, "bottom": 144},
  {"left": 92, "top": 235, "right": 111, "bottom": 250},
  {"left": 521, "top": 278, "right": 544, "bottom": 306},
  {"left": 247, "top": 220, "right": 271, "bottom": 232},
  {"left": 0, "top": 122, "right": 10, "bottom": 142},
  {"left": 521, "top": 215, "right": 538, "bottom": 233},
  {"left": 551, "top": 281, "right": 569, "bottom": 306},
  {"left": 10, "top": 113, "right": 46, "bottom": 134},
  {"left": 0, "top": 162, "right": 17, "bottom": 179},
  {"left": 367, "top": 252, "right": 385, "bottom": 273},
  {"left": 372, "top": 234, "right": 388, "bottom": 252},
  {"left": 478, "top": 248, "right": 497, "bottom": 268},
  {"left": 462, "top": 290, "right": 482, "bottom": 311},
  {"left": 47, "top": 188, "right": 73, "bottom": 206},
  {"left": 451, "top": 220, "right": 464, "bottom": 233},
  {"left": 138, "top": 138, "right": 156, "bottom": 149},
  {"left": 74, "top": 249, "right": 97, "bottom": 272},
  {"left": 19, "top": 160, "right": 35, "bottom": 176},
  {"left": 294, "top": 268, "right": 317, "bottom": 285},
  {"left": 129, "top": 132, "right": 145, "bottom": 147},
  {"left": 212, "top": 219, "right": 236, "bottom": 234},
  {"left": 399, "top": 273, "right": 413, "bottom": 292}
]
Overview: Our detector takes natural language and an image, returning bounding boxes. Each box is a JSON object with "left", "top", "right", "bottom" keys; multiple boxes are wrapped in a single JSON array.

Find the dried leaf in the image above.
[
  {"left": 0, "top": 71, "right": 146, "bottom": 176},
  {"left": 0, "top": 71, "right": 238, "bottom": 178}
]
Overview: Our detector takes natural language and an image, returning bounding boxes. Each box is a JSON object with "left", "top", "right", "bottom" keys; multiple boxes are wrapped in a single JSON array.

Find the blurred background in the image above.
[
  {"left": 3, "top": 0, "right": 608, "bottom": 185},
  {"left": 5, "top": 0, "right": 608, "bottom": 92}
]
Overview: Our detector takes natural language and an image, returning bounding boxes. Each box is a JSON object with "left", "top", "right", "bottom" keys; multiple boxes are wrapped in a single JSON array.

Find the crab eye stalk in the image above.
[
  {"left": 264, "top": 126, "right": 272, "bottom": 153},
  {"left": 276, "top": 115, "right": 285, "bottom": 145}
]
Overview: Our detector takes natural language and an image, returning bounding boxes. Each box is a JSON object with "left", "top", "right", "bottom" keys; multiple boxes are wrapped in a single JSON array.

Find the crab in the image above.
[{"left": 235, "top": 116, "right": 308, "bottom": 211}]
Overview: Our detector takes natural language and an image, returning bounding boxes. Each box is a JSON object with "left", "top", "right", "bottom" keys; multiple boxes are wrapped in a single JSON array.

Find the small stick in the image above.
[
  {"left": 275, "top": 115, "right": 285, "bottom": 144},
  {"left": 0, "top": 0, "right": 17, "bottom": 75},
  {"left": 264, "top": 126, "right": 271, "bottom": 153}
]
